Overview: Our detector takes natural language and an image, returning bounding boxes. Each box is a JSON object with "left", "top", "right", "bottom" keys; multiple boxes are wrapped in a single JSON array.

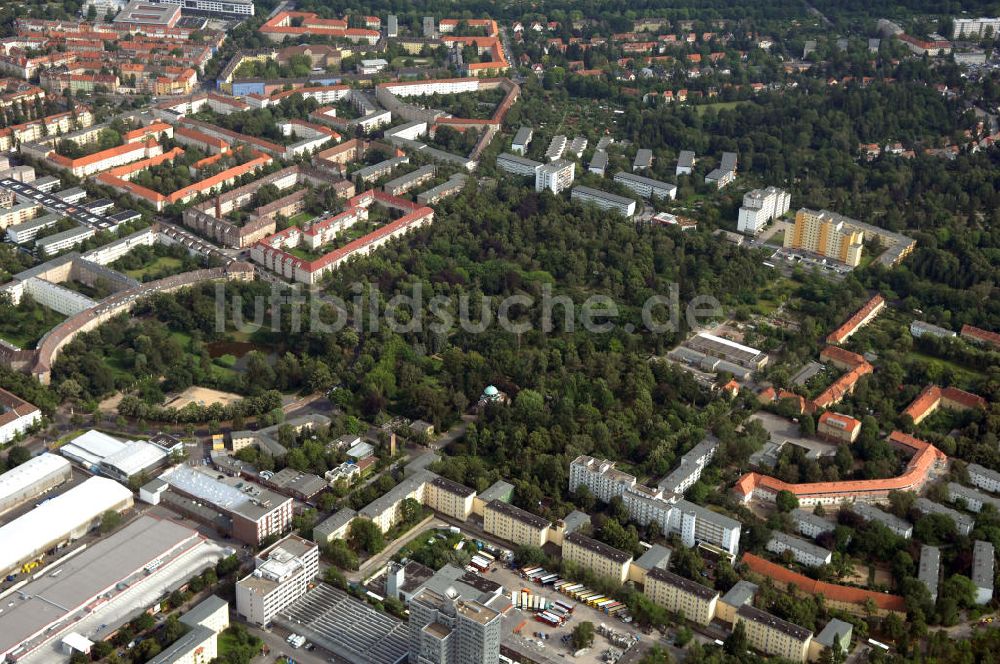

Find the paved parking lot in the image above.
[
  {"left": 490, "top": 566, "right": 652, "bottom": 664},
  {"left": 750, "top": 411, "right": 839, "bottom": 458}
]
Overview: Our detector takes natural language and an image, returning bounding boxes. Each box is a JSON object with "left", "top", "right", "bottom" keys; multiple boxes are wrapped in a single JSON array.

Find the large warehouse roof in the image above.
[
  {"left": 102, "top": 441, "right": 168, "bottom": 478},
  {"left": 60, "top": 430, "right": 167, "bottom": 479},
  {"left": 0, "top": 516, "right": 202, "bottom": 659},
  {"left": 0, "top": 476, "right": 134, "bottom": 576},
  {"left": 60, "top": 430, "right": 127, "bottom": 467},
  {"left": 162, "top": 465, "right": 290, "bottom": 520},
  {"left": 0, "top": 453, "right": 70, "bottom": 506}
]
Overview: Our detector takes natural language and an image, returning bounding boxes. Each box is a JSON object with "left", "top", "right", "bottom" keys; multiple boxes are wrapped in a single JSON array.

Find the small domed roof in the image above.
[{"left": 484, "top": 385, "right": 499, "bottom": 396}]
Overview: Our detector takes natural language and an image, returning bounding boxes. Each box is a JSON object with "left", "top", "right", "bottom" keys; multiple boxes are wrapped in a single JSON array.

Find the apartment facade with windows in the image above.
[
  {"left": 424, "top": 476, "right": 475, "bottom": 521},
  {"left": 562, "top": 531, "right": 632, "bottom": 584},
  {"left": 483, "top": 500, "right": 550, "bottom": 547},
  {"left": 644, "top": 568, "right": 719, "bottom": 625},
  {"left": 736, "top": 605, "right": 812, "bottom": 663},
  {"left": 785, "top": 208, "right": 864, "bottom": 267}
]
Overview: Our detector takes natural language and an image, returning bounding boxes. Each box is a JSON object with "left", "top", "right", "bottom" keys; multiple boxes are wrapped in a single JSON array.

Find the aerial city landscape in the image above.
[{"left": 0, "top": 0, "right": 997, "bottom": 663}]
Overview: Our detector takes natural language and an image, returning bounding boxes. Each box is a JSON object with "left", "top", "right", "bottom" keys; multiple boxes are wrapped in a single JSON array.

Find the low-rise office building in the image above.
[
  {"left": 236, "top": 535, "right": 319, "bottom": 626},
  {"left": 644, "top": 568, "right": 719, "bottom": 625},
  {"left": 736, "top": 605, "right": 812, "bottom": 663},
  {"left": 483, "top": 499, "right": 550, "bottom": 548},
  {"left": 161, "top": 466, "right": 293, "bottom": 545},
  {"left": 766, "top": 531, "right": 833, "bottom": 567},
  {"left": 562, "top": 531, "right": 633, "bottom": 584}
]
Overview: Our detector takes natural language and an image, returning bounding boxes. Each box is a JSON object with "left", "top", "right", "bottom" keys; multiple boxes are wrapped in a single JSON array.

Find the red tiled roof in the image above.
[
  {"left": 827, "top": 295, "right": 885, "bottom": 344},
  {"left": 742, "top": 553, "right": 907, "bottom": 613},
  {"left": 735, "top": 431, "right": 942, "bottom": 502},
  {"left": 48, "top": 139, "right": 151, "bottom": 169},
  {"left": 818, "top": 411, "right": 861, "bottom": 434},
  {"left": 961, "top": 324, "right": 1000, "bottom": 349},
  {"left": 810, "top": 362, "right": 873, "bottom": 410},
  {"left": 819, "top": 346, "right": 867, "bottom": 369}
]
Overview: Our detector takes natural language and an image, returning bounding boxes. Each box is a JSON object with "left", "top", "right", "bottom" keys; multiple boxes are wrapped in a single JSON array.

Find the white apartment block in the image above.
[
  {"left": 737, "top": 187, "right": 790, "bottom": 235},
  {"left": 657, "top": 437, "right": 719, "bottom": 495},
  {"left": 152, "top": 0, "right": 254, "bottom": 16},
  {"left": 953, "top": 17, "right": 1000, "bottom": 39},
  {"left": 545, "top": 135, "right": 567, "bottom": 161},
  {"left": 949, "top": 482, "right": 1000, "bottom": 513},
  {"left": 571, "top": 186, "right": 636, "bottom": 217},
  {"left": 570, "top": 455, "right": 741, "bottom": 554},
  {"left": 644, "top": 568, "right": 719, "bottom": 625},
  {"left": 535, "top": 159, "right": 575, "bottom": 193},
  {"left": 913, "top": 498, "right": 974, "bottom": 536},
  {"left": 973, "top": 540, "right": 995, "bottom": 605},
  {"left": 766, "top": 531, "right": 832, "bottom": 567},
  {"left": 613, "top": 171, "right": 677, "bottom": 200},
  {"left": 790, "top": 509, "right": 835, "bottom": 539},
  {"left": 918, "top": 545, "right": 940, "bottom": 603},
  {"left": 511, "top": 127, "right": 533, "bottom": 155},
  {"left": 236, "top": 535, "right": 319, "bottom": 626},
  {"left": 569, "top": 456, "right": 638, "bottom": 503},
  {"left": 852, "top": 502, "right": 913, "bottom": 538},
  {"left": 497, "top": 152, "right": 542, "bottom": 177},
  {"left": 967, "top": 463, "right": 1000, "bottom": 494},
  {"left": 37, "top": 226, "right": 95, "bottom": 256},
  {"left": 0, "top": 202, "right": 42, "bottom": 229}
]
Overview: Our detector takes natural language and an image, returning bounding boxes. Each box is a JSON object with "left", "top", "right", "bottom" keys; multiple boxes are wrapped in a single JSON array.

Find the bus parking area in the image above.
[{"left": 489, "top": 564, "right": 650, "bottom": 664}]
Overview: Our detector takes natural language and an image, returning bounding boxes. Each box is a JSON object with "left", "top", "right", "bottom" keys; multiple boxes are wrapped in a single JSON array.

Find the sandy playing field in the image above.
[{"left": 165, "top": 386, "right": 243, "bottom": 409}]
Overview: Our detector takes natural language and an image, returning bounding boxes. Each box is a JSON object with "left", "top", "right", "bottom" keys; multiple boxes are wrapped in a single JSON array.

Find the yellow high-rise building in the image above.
[{"left": 785, "top": 209, "right": 865, "bottom": 267}]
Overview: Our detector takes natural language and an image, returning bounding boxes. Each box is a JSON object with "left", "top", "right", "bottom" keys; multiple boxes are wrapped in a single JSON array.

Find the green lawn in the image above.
[
  {"left": 125, "top": 256, "right": 184, "bottom": 280},
  {"left": 908, "top": 351, "right": 986, "bottom": 386},
  {"left": 693, "top": 100, "right": 752, "bottom": 116},
  {"left": 287, "top": 212, "right": 315, "bottom": 226},
  {"left": 0, "top": 300, "right": 67, "bottom": 349}
]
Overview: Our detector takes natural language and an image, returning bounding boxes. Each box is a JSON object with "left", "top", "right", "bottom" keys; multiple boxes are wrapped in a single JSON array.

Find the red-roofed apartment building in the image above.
[
  {"left": 903, "top": 384, "right": 987, "bottom": 425},
  {"left": 817, "top": 411, "right": 862, "bottom": 443},
  {"left": 961, "top": 324, "right": 1000, "bottom": 350},
  {"left": 259, "top": 12, "right": 379, "bottom": 44},
  {"left": 0, "top": 387, "right": 41, "bottom": 443},
  {"left": 826, "top": 295, "right": 885, "bottom": 345},
  {"left": 742, "top": 553, "right": 906, "bottom": 617},
  {"left": 734, "top": 431, "right": 945, "bottom": 507}
]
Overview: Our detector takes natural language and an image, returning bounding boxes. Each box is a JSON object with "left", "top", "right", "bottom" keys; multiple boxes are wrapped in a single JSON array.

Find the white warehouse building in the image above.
[
  {"left": 0, "top": 476, "right": 134, "bottom": 576},
  {"left": 60, "top": 430, "right": 170, "bottom": 483},
  {"left": 0, "top": 453, "right": 72, "bottom": 516}
]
